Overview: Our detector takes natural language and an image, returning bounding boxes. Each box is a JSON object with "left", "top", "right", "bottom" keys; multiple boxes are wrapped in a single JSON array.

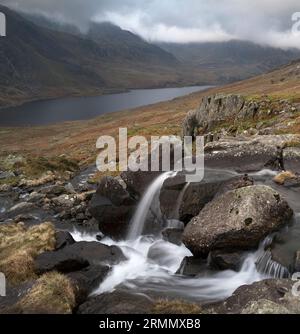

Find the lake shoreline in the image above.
[{"left": 0, "top": 86, "right": 212, "bottom": 127}]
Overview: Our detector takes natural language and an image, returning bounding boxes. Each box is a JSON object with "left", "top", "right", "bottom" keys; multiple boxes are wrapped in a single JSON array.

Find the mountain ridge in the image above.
[{"left": 0, "top": 4, "right": 300, "bottom": 108}]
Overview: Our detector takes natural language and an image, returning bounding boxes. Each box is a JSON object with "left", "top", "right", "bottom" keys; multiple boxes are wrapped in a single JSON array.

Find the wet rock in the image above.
[
  {"left": 209, "top": 279, "right": 299, "bottom": 314},
  {"left": 162, "top": 228, "right": 183, "bottom": 246},
  {"left": 160, "top": 171, "right": 252, "bottom": 223},
  {"left": 89, "top": 176, "right": 136, "bottom": 238},
  {"left": 283, "top": 147, "right": 300, "bottom": 173},
  {"left": 35, "top": 241, "right": 126, "bottom": 274},
  {"left": 55, "top": 230, "right": 75, "bottom": 250},
  {"left": 295, "top": 251, "right": 300, "bottom": 272},
  {"left": 0, "top": 171, "right": 15, "bottom": 180},
  {"left": 96, "top": 233, "right": 104, "bottom": 241},
  {"left": 51, "top": 194, "right": 78, "bottom": 208},
  {"left": 208, "top": 251, "right": 242, "bottom": 271},
  {"left": 160, "top": 173, "right": 223, "bottom": 223},
  {"left": 7, "top": 202, "right": 36, "bottom": 216},
  {"left": 41, "top": 185, "right": 67, "bottom": 197},
  {"left": 176, "top": 256, "right": 206, "bottom": 276},
  {"left": 68, "top": 265, "right": 110, "bottom": 304},
  {"left": 205, "top": 135, "right": 299, "bottom": 172},
  {"left": 27, "top": 191, "right": 45, "bottom": 203},
  {"left": 182, "top": 185, "right": 293, "bottom": 257},
  {"left": 273, "top": 171, "right": 298, "bottom": 185},
  {"left": 77, "top": 289, "right": 154, "bottom": 314}
]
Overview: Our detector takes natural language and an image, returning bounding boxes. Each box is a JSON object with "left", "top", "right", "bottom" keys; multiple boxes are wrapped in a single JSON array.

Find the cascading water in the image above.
[
  {"left": 70, "top": 167, "right": 297, "bottom": 304},
  {"left": 174, "top": 182, "right": 190, "bottom": 220},
  {"left": 127, "top": 171, "right": 177, "bottom": 240}
]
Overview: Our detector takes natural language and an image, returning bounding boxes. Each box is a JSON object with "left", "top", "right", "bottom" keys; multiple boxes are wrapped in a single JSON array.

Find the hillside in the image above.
[
  {"left": 0, "top": 5, "right": 299, "bottom": 109},
  {"left": 0, "top": 5, "right": 189, "bottom": 108},
  {"left": 159, "top": 40, "right": 300, "bottom": 82},
  {"left": 1, "top": 58, "right": 299, "bottom": 170}
]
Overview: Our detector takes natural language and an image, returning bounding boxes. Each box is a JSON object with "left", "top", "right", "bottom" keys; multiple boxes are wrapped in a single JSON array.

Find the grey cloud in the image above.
[{"left": 1, "top": 0, "right": 300, "bottom": 48}]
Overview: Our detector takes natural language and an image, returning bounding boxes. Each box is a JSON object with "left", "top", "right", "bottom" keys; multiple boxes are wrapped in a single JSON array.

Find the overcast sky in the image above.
[{"left": 2, "top": 0, "right": 300, "bottom": 48}]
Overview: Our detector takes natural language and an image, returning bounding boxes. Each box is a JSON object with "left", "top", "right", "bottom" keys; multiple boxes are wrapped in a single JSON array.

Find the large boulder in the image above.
[
  {"left": 34, "top": 241, "right": 126, "bottom": 274},
  {"left": 182, "top": 185, "right": 293, "bottom": 257},
  {"left": 160, "top": 170, "right": 253, "bottom": 223},
  {"left": 89, "top": 176, "right": 136, "bottom": 238}
]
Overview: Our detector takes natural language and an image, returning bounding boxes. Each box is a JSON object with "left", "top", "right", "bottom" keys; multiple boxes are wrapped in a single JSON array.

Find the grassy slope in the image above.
[{"left": 0, "top": 60, "right": 300, "bottom": 175}]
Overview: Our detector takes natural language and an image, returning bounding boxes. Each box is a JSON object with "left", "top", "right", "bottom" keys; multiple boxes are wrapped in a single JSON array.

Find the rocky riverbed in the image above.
[{"left": 1, "top": 95, "right": 300, "bottom": 314}]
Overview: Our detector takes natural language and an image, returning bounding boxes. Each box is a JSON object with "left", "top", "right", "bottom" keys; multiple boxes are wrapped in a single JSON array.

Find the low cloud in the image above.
[{"left": 1, "top": 0, "right": 300, "bottom": 48}]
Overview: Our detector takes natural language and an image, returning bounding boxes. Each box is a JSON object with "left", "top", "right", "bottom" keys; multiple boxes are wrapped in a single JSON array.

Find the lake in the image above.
[{"left": 0, "top": 86, "right": 211, "bottom": 126}]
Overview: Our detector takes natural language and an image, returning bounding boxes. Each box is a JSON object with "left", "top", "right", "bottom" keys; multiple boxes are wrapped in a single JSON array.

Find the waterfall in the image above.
[
  {"left": 174, "top": 182, "right": 190, "bottom": 220},
  {"left": 256, "top": 250, "right": 290, "bottom": 278},
  {"left": 127, "top": 171, "right": 177, "bottom": 240},
  {"left": 255, "top": 235, "right": 290, "bottom": 278}
]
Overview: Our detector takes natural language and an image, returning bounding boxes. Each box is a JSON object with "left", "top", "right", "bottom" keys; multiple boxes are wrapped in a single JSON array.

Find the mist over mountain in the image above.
[{"left": 0, "top": 4, "right": 300, "bottom": 108}]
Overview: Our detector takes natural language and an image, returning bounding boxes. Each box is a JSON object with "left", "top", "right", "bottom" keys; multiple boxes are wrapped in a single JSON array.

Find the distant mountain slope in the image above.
[
  {"left": 0, "top": 5, "right": 183, "bottom": 108},
  {"left": 158, "top": 40, "right": 300, "bottom": 82},
  {"left": 0, "top": 4, "right": 300, "bottom": 109}
]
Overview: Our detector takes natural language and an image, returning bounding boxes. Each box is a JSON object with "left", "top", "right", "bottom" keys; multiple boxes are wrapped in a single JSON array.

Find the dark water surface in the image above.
[{"left": 0, "top": 86, "right": 211, "bottom": 126}]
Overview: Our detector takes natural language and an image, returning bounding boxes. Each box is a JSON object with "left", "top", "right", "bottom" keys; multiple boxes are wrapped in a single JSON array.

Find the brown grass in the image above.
[
  {"left": 152, "top": 299, "right": 202, "bottom": 314},
  {"left": 0, "top": 60, "right": 299, "bottom": 169},
  {"left": 0, "top": 222, "right": 56, "bottom": 285},
  {"left": 14, "top": 272, "right": 76, "bottom": 314}
]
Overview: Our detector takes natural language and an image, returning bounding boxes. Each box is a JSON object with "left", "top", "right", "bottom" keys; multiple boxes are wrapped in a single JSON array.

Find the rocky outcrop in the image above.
[
  {"left": 182, "top": 94, "right": 248, "bottom": 136},
  {"left": 182, "top": 185, "right": 293, "bottom": 257},
  {"left": 182, "top": 94, "right": 299, "bottom": 138}
]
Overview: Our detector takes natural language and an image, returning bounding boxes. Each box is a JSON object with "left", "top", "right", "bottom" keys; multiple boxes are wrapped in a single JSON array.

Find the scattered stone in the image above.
[
  {"left": 0, "top": 171, "right": 15, "bottom": 180},
  {"left": 7, "top": 202, "right": 36, "bottom": 216}
]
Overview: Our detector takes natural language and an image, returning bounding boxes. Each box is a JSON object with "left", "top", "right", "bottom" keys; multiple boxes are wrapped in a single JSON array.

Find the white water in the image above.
[
  {"left": 70, "top": 169, "right": 289, "bottom": 303},
  {"left": 127, "top": 171, "right": 177, "bottom": 240},
  {"left": 174, "top": 182, "right": 190, "bottom": 220},
  {"left": 72, "top": 230, "right": 267, "bottom": 302}
]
